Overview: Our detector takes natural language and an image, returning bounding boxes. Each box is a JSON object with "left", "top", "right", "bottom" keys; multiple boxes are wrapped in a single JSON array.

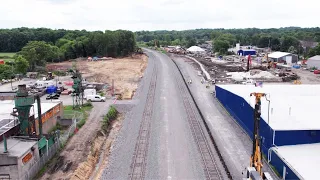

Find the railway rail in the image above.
[
  {"left": 129, "top": 64, "right": 158, "bottom": 180},
  {"left": 173, "top": 69, "right": 223, "bottom": 180}
]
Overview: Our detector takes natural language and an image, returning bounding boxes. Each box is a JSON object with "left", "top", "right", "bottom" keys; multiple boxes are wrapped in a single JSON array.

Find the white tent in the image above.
[{"left": 187, "top": 46, "right": 205, "bottom": 52}]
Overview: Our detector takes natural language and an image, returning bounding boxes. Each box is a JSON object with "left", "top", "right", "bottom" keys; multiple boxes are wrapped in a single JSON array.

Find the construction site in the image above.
[
  {"left": 0, "top": 54, "right": 148, "bottom": 180},
  {"left": 166, "top": 43, "right": 320, "bottom": 179},
  {"left": 1, "top": 43, "right": 320, "bottom": 180}
]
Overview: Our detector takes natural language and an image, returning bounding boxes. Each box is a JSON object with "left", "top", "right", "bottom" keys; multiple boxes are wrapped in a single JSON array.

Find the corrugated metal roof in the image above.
[
  {"left": 308, "top": 55, "right": 320, "bottom": 61},
  {"left": 273, "top": 143, "right": 320, "bottom": 180},
  {"left": 217, "top": 84, "right": 320, "bottom": 131},
  {"left": 268, "top": 51, "right": 291, "bottom": 59}
]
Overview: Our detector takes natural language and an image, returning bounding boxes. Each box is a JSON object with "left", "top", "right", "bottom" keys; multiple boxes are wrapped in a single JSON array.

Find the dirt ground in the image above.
[
  {"left": 49, "top": 54, "right": 148, "bottom": 97},
  {"left": 292, "top": 68, "right": 320, "bottom": 84}
]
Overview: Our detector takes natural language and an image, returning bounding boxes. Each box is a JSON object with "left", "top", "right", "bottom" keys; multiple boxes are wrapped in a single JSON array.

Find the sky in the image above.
[{"left": 1, "top": 0, "right": 319, "bottom": 31}]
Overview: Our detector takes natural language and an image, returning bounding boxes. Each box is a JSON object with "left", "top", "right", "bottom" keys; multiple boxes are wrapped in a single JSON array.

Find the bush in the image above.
[
  {"left": 101, "top": 106, "right": 118, "bottom": 132},
  {"left": 83, "top": 102, "right": 92, "bottom": 107},
  {"left": 53, "top": 70, "right": 66, "bottom": 76},
  {"left": 77, "top": 119, "right": 86, "bottom": 128}
]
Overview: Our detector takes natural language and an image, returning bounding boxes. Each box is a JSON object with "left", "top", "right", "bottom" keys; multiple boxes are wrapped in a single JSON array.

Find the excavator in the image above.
[{"left": 244, "top": 93, "right": 273, "bottom": 180}]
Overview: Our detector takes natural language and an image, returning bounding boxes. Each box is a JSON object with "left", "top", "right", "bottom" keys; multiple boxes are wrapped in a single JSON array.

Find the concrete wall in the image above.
[
  {"left": 34, "top": 102, "right": 63, "bottom": 135},
  {"left": 0, "top": 165, "right": 18, "bottom": 180},
  {"left": 17, "top": 143, "right": 40, "bottom": 180}
]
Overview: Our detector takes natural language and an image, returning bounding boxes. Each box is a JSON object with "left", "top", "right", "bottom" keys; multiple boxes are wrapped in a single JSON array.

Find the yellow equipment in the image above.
[
  {"left": 244, "top": 93, "right": 273, "bottom": 180},
  {"left": 294, "top": 80, "right": 301, "bottom": 84}
]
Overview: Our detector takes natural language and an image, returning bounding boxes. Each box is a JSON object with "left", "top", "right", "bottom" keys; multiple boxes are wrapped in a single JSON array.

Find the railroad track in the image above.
[
  {"left": 173, "top": 63, "right": 224, "bottom": 180},
  {"left": 129, "top": 64, "right": 158, "bottom": 180}
]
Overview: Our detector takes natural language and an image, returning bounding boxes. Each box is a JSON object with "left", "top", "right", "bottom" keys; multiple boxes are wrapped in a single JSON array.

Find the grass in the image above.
[
  {"left": 0, "top": 52, "right": 16, "bottom": 57},
  {"left": 63, "top": 103, "right": 93, "bottom": 129},
  {"left": 0, "top": 53, "right": 16, "bottom": 63}
]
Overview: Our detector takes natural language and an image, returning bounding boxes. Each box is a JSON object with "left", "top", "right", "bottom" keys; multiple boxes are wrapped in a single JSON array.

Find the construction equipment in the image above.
[
  {"left": 69, "top": 68, "right": 84, "bottom": 109},
  {"left": 46, "top": 72, "right": 54, "bottom": 80},
  {"left": 244, "top": 92, "right": 273, "bottom": 180},
  {"left": 294, "top": 80, "right": 301, "bottom": 84}
]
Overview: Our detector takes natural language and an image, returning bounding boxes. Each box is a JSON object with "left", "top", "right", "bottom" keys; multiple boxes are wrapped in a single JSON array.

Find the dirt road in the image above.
[
  {"left": 40, "top": 102, "right": 111, "bottom": 180},
  {"left": 292, "top": 68, "right": 320, "bottom": 84}
]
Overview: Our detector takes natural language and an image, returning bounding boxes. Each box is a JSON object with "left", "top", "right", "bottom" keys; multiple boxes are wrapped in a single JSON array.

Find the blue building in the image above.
[
  {"left": 215, "top": 84, "right": 320, "bottom": 179},
  {"left": 238, "top": 49, "right": 256, "bottom": 56}
]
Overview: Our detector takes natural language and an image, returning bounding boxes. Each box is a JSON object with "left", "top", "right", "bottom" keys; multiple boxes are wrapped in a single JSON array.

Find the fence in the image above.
[{"left": 19, "top": 111, "right": 83, "bottom": 180}]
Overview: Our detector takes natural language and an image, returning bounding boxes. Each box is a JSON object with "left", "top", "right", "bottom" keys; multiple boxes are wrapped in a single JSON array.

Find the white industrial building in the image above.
[
  {"left": 215, "top": 84, "right": 320, "bottom": 179},
  {"left": 268, "top": 52, "right": 298, "bottom": 65},
  {"left": 307, "top": 55, "right": 320, "bottom": 69}
]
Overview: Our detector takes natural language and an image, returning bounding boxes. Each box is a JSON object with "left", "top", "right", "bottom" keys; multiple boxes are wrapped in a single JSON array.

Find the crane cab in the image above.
[{"left": 244, "top": 167, "right": 273, "bottom": 180}]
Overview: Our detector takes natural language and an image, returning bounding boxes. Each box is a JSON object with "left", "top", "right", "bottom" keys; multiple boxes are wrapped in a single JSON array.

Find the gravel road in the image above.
[
  {"left": 102, "top": 50, "right": 227, "bottom": 179},
  {"left": 171, "top": 54, "right": 279, "bottom": 180}
]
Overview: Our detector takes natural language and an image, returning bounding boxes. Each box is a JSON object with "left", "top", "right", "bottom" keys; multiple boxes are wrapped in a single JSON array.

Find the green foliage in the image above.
[
  {"left": 0, "top": 52, "right": 15, "bottom": 59},
  {"left": 48, "top": 122, "right": 62, "bottom": 134},
  {"left": 52, "top": 70, "right": 66, "bottom": 76},
  {"left": 101, "top": 106, "right": 118, "bottom": 132},
  {"left": 14, "top": 55, "right": 29, "bottom": 74},
  {"left": 63, "top": 105, "right": 93, "bottom": 129},
  {"left": 77, "top": 119, "right": 86, "bottom": 128},
  {"left": 0, "top": 64, "right": 13, "bottom": 80},
  {"left": 308, "top": 44, "right": 320, "bottom": 57},
  {"left": 135, "top": 27, "right": 320, "bottom": 55},
  {"left": 19, "top": 41, "right": 59, "bottom": 70},
  {"left": 0, "top": 28, "right": 136, "bottom": 68},
  {"left": 287, "top": 46, "right": 297, "bottom": 54},
  {"left": 99, "top": 91, "right": 105, "bottom": 97},
  {"left": 83, "top": 101, "right": 93, "bottom": 107},
  {"left": 213, "top": 40, "right": 229, "bottom": 55}
]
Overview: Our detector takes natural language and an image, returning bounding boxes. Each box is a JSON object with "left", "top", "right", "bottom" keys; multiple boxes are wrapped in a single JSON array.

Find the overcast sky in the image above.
[{"left": 1, "top": 0, "right": 319, "bottom": 31}]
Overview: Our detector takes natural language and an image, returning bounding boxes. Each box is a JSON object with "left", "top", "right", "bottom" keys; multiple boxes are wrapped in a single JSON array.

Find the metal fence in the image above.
[{"left": 19, "top": 111, "right": 83, "bottom": 180}]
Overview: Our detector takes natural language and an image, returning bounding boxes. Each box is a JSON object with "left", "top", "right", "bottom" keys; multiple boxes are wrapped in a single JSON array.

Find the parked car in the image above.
[
  {"left": 86, "top": 95, "right": 106, "bottom": 102},
  {"left": 61, "top": 89, "right": 72, "bottom": 95},
  {"left": 314, "top": 70, "right": 320, "bottom": 74},
  {"left": 46, "top": 93, "right": 60, "bottom": 100}
]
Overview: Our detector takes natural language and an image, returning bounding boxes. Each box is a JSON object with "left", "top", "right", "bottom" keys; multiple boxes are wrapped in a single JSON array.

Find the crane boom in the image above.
[{"left": 244, "top": 93, "right": 273, "bottom": 180}]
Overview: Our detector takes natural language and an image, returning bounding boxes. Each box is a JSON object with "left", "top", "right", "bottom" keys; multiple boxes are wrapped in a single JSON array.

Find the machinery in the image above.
[
  {"left": 46, "top": 72, "right": 54, "bottom": 80},
  {"left": 69, "top": 68, "right": 84, "bottom": 109},
  {"left": 10, "top": 84, "right": 57, "bottom": 155},
  {"left": 244, "top": 92, "right": 273, "bottom": 180}
]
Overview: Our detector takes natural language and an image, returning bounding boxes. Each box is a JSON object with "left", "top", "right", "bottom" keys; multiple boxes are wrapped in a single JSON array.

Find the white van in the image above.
[{"left": 86, "top": 95, "right": 106, "bottom": 102}]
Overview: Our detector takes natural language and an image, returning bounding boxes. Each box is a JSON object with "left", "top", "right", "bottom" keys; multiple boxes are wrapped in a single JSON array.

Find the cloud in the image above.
[{"left": 0, "top": 0, "right": 319, "bottom": 31}]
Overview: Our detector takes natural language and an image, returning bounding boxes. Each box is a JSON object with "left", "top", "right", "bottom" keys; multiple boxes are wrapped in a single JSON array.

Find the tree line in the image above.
[
  {"left": 0, "top": 28, "right": 136, "bottom": 72},
  {"left": 136, "top": 27, "right": 320, "bottom": 57}
]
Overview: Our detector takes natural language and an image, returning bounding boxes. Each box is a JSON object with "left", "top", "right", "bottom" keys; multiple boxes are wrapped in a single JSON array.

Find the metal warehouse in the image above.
[{"left": 215, "top": 84, "right": 320, "bottom": 179}]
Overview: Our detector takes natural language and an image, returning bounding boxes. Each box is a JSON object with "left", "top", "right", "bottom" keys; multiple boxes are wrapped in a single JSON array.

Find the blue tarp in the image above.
[{"left": 46, "top": 85, "right": 57, "bottom": 94}]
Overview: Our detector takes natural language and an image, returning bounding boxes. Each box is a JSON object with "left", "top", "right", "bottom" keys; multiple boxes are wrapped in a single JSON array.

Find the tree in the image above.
[
  {"left": 281, "top": 36, "right": 299, "bottom": 52},
  {"left": 19, "top": 41, "right": 59, "bottom": 70},
  {"left": 288, "top": 46, "right": 297, "bottom": 54},
  {"left": 14, "top": 55, "right": 29, "bottom": 74},
  {"left": 213, "top": 40, "right": 229, "bottom": 54}
]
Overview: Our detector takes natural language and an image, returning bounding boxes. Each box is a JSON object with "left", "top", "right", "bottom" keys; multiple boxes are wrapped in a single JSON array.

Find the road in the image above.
[
  {"left": 102, "top": 49, "right": 227, "bottom": 179},
  {"left": 171, "top": 54, "right": 279, "bottom": 179}
]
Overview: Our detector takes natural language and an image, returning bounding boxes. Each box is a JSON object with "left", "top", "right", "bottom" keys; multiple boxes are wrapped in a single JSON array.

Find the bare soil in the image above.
[{"left": 48, "top": 54, "right": 148, "bottom": 97}]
